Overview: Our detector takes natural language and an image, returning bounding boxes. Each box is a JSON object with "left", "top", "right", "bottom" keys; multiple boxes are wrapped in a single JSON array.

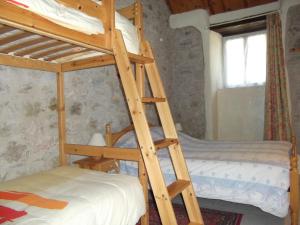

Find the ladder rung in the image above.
[
  {"left": 128, "top": 53, "right": 154, "bottom": 64},
  {"left": 142, "top": 97, "right": 166, "bottom": 103},
  {"left": 167, "top": 179, "right": 191, "bottom": 199},
  {"left": 154, "top": 138, "right": 178, "bottom": 150}
]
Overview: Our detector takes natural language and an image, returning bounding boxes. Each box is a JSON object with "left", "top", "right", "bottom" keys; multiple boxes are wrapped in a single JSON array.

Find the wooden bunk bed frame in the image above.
[
  {"left": 0, "top": 0, "right": 150, "bottom": 224},
  {"left": 105, "top": 122, "right": 299, "bottom": 225},
  {"left": 1, "top": 0, "right": 297, "bottom": 223}
]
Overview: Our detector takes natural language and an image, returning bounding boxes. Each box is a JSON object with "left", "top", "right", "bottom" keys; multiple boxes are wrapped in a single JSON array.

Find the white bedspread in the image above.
[
  {"left": 0, "top": 166, "right": 145, "bottom": 225},
  {"left": 5, "top": 0, "right": 140, "bottom": 54},
  {"left": 116, "top": 127, "right": 291, "bottom": 218}
]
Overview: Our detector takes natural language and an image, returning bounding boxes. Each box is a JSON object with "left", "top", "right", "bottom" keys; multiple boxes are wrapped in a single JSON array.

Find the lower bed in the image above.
[
  {"left": 0, "top": 166, "right": 145, "bottom": 225},
  {"left": 115, "top": 127, "right": 291, "bottom": 218}
]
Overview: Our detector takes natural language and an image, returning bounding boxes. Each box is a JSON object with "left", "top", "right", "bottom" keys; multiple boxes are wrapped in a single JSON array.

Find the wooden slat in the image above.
[
  {"left": 0, "top": 53, "right": 59, "bottom": 72},
  {"left": 154, "top": 138, "right": 178, "bottom": 150},
  {"left": 0, "top": 1, "right": 110, "bottom": 53},
  {"left": 30, "top": 45, "right": 75, "bottom": 59},
  {"left": 45, "top": 49, "right": 91, "bottom": 62},
  {"left": 142, "top": 97, "right": 166, "bottom": 103},
  {"left": 0, "top": 25, "right": 15, "bottom": 35},
  {"left": 167, "top": 180, "right": 191, "bottom": 199},
  {"left": 64, "top": 144, "right": 142, "bottom": 161},
  {"left": 128, "top": 52, "right": 154, "bottom": 64},
  {"left": 61, "top": 54, "right": 115, "bottom": 72},
  {"left": 1, "top": 36, "right": 49, "bottom": 54},
  {"left": 0, "top": 31, "right": 32, "bottom": 45},
  {"left": 15, "top": 41, "right": 63, "bottom": 56}
]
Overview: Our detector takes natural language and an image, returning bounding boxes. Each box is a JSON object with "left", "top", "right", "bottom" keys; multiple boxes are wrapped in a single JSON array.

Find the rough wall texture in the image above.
[
  {"left": 169, "top": 27, "right": 205, "bottom": 138},
  {"left": 0, "top": 65, "right": 130, "bottom": 181},
  {"left": 0, "top": 0, "right": 176, "bottom": 181},
  {"left": 285, "top": 4, "right": 300, "bottom": 152}
]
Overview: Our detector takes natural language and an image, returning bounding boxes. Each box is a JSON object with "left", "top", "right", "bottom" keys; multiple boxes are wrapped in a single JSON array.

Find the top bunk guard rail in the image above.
[{"left": 0, "top": 0, "right": 152, "bottom": 72}]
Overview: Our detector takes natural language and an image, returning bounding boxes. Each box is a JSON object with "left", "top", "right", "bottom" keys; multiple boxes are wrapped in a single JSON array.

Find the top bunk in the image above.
[{"left": 0, "top": 0, "right": 153, "bottom": 72}]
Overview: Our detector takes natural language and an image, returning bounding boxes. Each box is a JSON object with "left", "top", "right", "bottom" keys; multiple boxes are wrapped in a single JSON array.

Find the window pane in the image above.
[
  {"left": 245, "top": 34, "right": 266, "bottom": 85},
  {"left": 225, "top": 38, "right": 245, "bottom": 87}
]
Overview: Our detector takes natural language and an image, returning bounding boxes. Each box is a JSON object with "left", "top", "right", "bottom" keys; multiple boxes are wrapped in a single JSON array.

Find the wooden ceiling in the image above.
[{"left": 166, "top": 0, "right": 278, "bottom": 15}]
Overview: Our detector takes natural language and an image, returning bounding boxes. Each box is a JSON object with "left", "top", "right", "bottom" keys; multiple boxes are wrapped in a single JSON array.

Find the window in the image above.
[{"left": 223, "top": 31, "right": 267, "bottom": 88}]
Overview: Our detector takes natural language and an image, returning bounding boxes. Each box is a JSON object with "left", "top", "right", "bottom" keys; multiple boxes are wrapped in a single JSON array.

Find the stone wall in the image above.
[
  {"left": 285, "top": 3, "right": 300, "bottom": 152},
  {"left": 169, "top": 27, "right": 205, "bottom": 138},
  {"left": 0, "top": 0, "right": 175, "bottom": 181}
]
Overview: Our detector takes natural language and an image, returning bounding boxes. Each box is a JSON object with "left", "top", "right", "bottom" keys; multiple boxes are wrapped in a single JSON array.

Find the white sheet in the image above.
[
  {"left": 116, "top": 127, "right": 291, "bottom": 217},
  {"left": 0, "top": 166, "right": 145, "bottom": 225},
  {"left": 5, "top": 0, "right": 140, "bottom": 54}
]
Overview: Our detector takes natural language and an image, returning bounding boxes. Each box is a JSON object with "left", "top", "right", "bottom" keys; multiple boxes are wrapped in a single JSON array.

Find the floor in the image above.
[
  {"left": 172, "top": 194, "right": 298, "bottom": 225},
  {"left": 198, "top": 197, "right": 286, "bottom": 225}
]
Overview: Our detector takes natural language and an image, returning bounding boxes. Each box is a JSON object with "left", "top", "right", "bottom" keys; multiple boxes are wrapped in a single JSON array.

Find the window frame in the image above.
[{"left": 222, "top": 30, "right": 267, "bottom": 88}]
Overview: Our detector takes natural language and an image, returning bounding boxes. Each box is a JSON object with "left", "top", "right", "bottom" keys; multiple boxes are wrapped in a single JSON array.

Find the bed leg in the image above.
[
  {"left": 139, "top": 159, "right": 149, "bottom": 225},
  {"left": 290, "top": 149, "right": 299, "bottom": 225}
]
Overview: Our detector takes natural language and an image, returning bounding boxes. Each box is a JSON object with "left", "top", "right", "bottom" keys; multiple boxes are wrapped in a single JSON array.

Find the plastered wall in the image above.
[
  {"left": 217, "top": 86, "right": 265, "bottom": 141},
  {"left": 285, "top": 3, "right": 300, "bottom": 152},
  {"left": 0, "top": 0, "right": 174, "bottom": 181}
]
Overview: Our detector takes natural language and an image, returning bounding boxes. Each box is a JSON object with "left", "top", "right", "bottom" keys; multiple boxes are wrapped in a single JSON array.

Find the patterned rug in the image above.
[{"left": 137, "top": 201, "right": 243, "bottom": 225}]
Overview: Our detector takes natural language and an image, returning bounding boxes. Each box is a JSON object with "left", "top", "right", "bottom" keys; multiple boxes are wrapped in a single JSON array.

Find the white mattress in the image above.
[
  {"left": 116, "top": 127, "right": 292, "bottom": 218},
  {"left": 0, "top": 166, "right": 145, "bottom": 225},
  {"left": 5, "top": 0, "right": 140, "bottom": 54}
]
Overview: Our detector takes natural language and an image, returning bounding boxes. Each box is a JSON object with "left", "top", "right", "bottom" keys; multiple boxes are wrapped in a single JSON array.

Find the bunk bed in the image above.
[
  {"left": 0, "top": 0, "right": 151, "bottom": 224},
  {"left": 105, "top": 123, "right": 299, "bottom": 224}
]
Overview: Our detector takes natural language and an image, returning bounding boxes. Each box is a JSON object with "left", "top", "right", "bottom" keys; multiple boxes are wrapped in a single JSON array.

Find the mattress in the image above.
[
  {"left": 116, "top": 127, "right": 291, "bottom": 218},
  {"left": 0, "top": 166, "right": 145, "bottom": 225},
  {"left": 5, "top": 0, "right": 140, "bottom": 55}
]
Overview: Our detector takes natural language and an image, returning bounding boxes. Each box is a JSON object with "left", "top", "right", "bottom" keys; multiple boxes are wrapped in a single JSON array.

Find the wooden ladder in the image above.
[{"left": 113, "top": 30, "right": 204, "bottom": 225}]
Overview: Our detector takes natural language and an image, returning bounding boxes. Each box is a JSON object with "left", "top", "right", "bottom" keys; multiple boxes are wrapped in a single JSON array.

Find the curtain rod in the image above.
[{"left": 210, "top": 10, "right": 279, "bottom": 28}]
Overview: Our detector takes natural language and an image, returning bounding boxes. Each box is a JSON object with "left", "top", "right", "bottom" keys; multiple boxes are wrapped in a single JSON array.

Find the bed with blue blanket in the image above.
[{"left": 107, "top": 125, "right": 295, "bottom": 218}]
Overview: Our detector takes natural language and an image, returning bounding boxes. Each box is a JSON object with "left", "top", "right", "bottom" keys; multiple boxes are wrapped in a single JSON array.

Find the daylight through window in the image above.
[{"left": 223, "top": 31, "right": 267, "bottom": 88}]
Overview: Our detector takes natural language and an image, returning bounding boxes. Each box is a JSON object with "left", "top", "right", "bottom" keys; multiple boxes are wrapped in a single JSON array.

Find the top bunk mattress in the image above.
[
  {"left": 4, "top": 0, "right": 140, "bottom": 54},
  {"left": 0, "top": 166, "right": 145, "bottom": 225}
]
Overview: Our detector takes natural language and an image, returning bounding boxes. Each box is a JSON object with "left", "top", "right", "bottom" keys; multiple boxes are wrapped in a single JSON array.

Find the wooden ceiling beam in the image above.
[
  {"left": 206, "top": 0, "right": 215, "bottom": 14},
  {"left": 220, "top": 0, "right": 226, "bottom": 11},
  {"left": 165, "top": 0, "right": 277, "bottom": 14}
]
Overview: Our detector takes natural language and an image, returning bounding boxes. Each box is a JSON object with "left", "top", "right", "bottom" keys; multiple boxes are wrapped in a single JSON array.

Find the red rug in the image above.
[{"left": 137, "top": 201, "right": 243, "bottom": 225}]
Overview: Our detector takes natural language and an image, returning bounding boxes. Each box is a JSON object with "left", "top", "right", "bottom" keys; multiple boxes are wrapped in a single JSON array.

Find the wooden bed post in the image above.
[
  {"left": 57, "top": 67, "right": 68, "bottom": 166},
  {"left": 105, "top": 123, "right": 149, "bottom": 225},
  {"left": 290, "top": 136, "right": 299, "bottom": 225},
  {"left": 139, "top": 159, "right": 149, "bottom": 225},
  {"left": 105, "top": 124, "right": 113, "bottom": 147},
  {"left": 102, "top": 0, "right": 115, "bottom": 49}
]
